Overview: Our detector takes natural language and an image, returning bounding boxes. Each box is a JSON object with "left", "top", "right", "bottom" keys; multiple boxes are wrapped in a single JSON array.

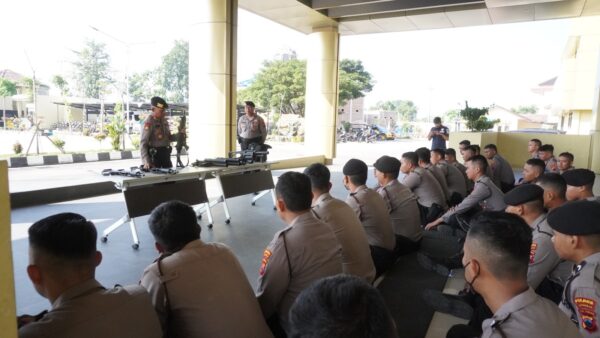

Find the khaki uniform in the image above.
[
  {"left": 311, "top": 193, "right": 376, "bottom": 282},
  {"left": 140, "top": 240, "right": 273, "bottom": 338},
  {"left": 256, "top": 212, "right": 342, "bottom": 332},
  {"left": 425, "top": 163, "right": 450, "bottom": 202},
  {"left": 345, "top": 185, "right": 396, "bottom": 251},
  {"left": 403, "top": 167, "right": 447, "bottom": 208},
  {"left": 140, "top": 114, "right": 174, "bottom": 165},
  {"left": 438, "top": 160, "right": 467, "bottom": 198},
  {"left": 452, "top": 161, "right": 474, "bottom": 192},
  {"left": 527, "top": 214, "right": 573, "bottom": 289},
  {"left": 560, "top": 252, "right": 600, "bottom": 337},
  {"left": 376, "top": 180, "right": 422, "bottom": 242},
  {"left": 238, "top": 114, "right": 267, "bottom": 143},
  {"left": 441, "top": 175, "right": 505, "bottom": 222},
  {"left": 19, "top": 279, "right": 161, "bottom": 338},
  {"left": 481, "top": 287, "right": 580, "bottom": 338}
]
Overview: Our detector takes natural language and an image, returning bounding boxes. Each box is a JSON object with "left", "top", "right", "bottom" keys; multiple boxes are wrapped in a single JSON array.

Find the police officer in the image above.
[
  {"left": 343, "top": 158, "right": 396, "bottom": 277},
  {"left": 141, "top": 97, "right": 179, "bottom": 169},
  {"left": 238, "top": 101, "right": 267, "bottom": 150},
  {"left": 431, "top": 148, "right": 467, "bottom": 206},
  {"left": 373, "top": 155, "right": 422, "bottom": 255},
  {"left": 504, "top": 184, "right": 572, "bottom": 303},
  {"left": 563, "top": 168, "right": 598, "bottom": 202},
  {"left": 548, "top": 200, "right": 600, "bottom": 337},
  {"left": 256, "top": 172, "right": 342, "bottom": 335},
  {"left": 483, "top": 144, "right": 515, "bottom": 193},
  {"left": 536, "top": 173, "right": 568, "bottom": 211},
  {"left": 416, "top": 147, "right": 450, "bottom": 203}
]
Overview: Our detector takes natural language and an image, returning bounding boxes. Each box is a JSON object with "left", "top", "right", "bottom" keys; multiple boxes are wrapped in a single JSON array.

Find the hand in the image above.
[
  {"left": 425, "top": 218, "right": 442, "bottom": 230},
  {"left": 143, "top": 162, "right": 152, "bottom": 170}
]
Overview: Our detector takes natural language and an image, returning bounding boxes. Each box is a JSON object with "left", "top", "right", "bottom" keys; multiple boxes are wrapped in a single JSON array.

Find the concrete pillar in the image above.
[
  {"left": 590, "top": 51, "right": 600, "bottom": 173},
  {"left": 0, "top": 161, "right": 17, "bottom": 338},
  {"left": 304, "top": 27, "right": 340, "bottom": 164},
  {"left": 188, "top": 0, "right": 237, "bottom": 159}
]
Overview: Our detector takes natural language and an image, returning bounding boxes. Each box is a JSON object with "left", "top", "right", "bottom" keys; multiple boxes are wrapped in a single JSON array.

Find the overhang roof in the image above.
[{"left": 239, "top": 0, "right": 600, "bottom": 35}]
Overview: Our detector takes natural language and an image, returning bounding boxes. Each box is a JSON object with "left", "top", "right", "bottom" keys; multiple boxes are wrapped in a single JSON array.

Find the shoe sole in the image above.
[{"left": 417, "top": 253, "right": 451, "bottom": 277}]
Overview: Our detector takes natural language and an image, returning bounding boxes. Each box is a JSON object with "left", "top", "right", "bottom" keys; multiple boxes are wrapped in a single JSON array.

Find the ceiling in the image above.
[{"left": 238, "top": 0, "right": 600, "bottom": 35}]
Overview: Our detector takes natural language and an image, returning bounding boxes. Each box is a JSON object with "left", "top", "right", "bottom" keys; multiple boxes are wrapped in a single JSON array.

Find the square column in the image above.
[
  {"left": 188, "top": 0, "right": 238, "bottom": 159},
  {"left": 304, "top": 27, "right": 340, "bottom": 163},
  {"left": 591, "top": 52, "right": 600, "bottom": 173},
  {"left": 0, "top": 161, "right": 17, "bottom": 338}
]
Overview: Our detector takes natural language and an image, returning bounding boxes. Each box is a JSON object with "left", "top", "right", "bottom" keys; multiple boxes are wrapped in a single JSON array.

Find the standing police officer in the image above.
[
  {"left": 238, "top": 101, "right": 267, "bottom": 150},
  {"left": 141, "top": 97, "right": 180, "bottom": 169}
]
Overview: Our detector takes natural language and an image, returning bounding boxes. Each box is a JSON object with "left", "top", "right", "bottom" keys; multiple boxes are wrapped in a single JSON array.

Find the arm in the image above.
[
  {"left": 402, "top": 172, "right": 420, "bottom": 190},
  {"left": 259, "top": 116, "right": 267, "bottom": 144},
  {"left": 256, "top": 237, "right": 290, "bottom": 320},
  {"left": 140, "top": 121, "right": 152, "bottom": 168},
  {"left": 440, "top": 127, "right": 449, "bottom": 141},
  {"left": 139, "top": 265, "right": 168, "bottom": 334},
  {"left": 427, "top": 128, "right": 434, "bottom": 141},
  {"left": 527, "top": 234, "right": 561, "bottom": 289},
  {"left": 441, "top": 183, "right": 490, "bottom": 222}
]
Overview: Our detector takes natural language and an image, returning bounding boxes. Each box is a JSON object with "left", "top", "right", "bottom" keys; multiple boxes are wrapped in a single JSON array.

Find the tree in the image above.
[
  {"left": 338, "top": 59, "right": 374, "bottom": 106},
  {"left": 511, "top": 105, "right": 538, "bottom": 115},
  {"left": 442, "top": 109, "right": 460, "bottom": 123},
  {"left": 157, "top": 40, "right": 189, "bottom": 103},
  {"left": 239, "top": 59, "right": 306, "bottom": 115},
  {"left": 460, "top": 101, "right": 499, "bottom": 132},
  {"left": 129, "top": 70, "right": 158, "bottom": 102},
  {"left": 72, "top": 40, "right": 112, "bottom": 99},
  {"left": 373, "top": 100, "right": 418, "bottom": 122},
  {"left": 53, "top": 75, "right": 72, "bottom": 127},
  {"left": 0, "top": 78, "right": 17, "bottom": 129}
]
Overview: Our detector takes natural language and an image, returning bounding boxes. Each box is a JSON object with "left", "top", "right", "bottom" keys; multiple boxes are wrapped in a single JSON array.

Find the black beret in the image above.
[
  {"left": 151, "top": 96, "right": 168, "bottom": 109},
  {"left": 343, "top": 159, "right": 368, "bottom": 176},
  {"left": 503, "top": 184, "right": 544, "bottom": 206},
  {"left": 373, "top": 156, "right": 400, "bottom": 174},
  {"left": 563, "top": 169, "right": 595, "bottom": 187},
  {"left": 547, "top": 200, "right": 600, "bottom": 235},
  {"left": 245, "top": 101, "right": 255, "bottom": 108}
]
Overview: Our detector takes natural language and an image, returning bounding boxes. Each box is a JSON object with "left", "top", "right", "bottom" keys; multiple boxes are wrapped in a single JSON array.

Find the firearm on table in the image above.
[
  {"left": 192, "top": 144, "right": 270, "bottom": 168},
  {"left": 102, "top": 168, "right": 144, "bottom": 178}
]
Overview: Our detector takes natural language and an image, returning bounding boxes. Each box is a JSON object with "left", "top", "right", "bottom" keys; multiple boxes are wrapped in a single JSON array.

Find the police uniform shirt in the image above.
[
  {"left": 527, "top": 214, "right": 572, "bottom": 289},
  {"left": 345, "top": 185, "right": 396, "bottom": 251},
  {"left": 376, "top": 180, "right": 423, "bottom": 242},
  {"left": 311, "top": 192, "right": 376, "bottom": 282},
  {"left": 238, "top": 114, "right": 267, "bottom": 142},
  {"left": 140, "top": 240, "right": 273, "bottom": 338},
  {"left": 425, "top": 163, "right": 450, "bottom": 202},
  {"left": 441, "top": 175, "right": 505, "bottom": 222},
  {"left": 19, "top": 279, "right": 161, "bottom": 338},
  {"left": 560, "top": 252, "right": 600, "bottom": 337},
  {"left": 402, "top": 167, "right": 447, "bottom": 208},
  {"left": 492, "top": 154, "right": 516, "bottom": 185},
  {"left": 256, "top": 212, "right": 343, "bottom": 332},
  {"left": 452, "top": 161, "right": 474, "bottom": 192},
  {"left": 140, "top": 114, "right": 173, "bottom": 164},
  {"left": 481, "top": 287, "right": 580, "bottom": 338},
  {"left": 439, "top": 160, "right": 468, "bottom": 198}
]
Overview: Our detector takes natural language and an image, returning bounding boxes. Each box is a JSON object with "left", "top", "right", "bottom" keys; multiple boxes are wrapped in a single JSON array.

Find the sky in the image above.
[{"left": 0, "top": 0, "right": 573, "bottom": 117}]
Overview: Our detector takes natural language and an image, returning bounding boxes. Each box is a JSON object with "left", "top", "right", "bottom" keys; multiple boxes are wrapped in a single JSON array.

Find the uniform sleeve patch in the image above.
[
  {"left": 575, "top": 297, "right": 598, "bottom": 333},
  {"left": 259, "top": 249, "right": 272, "bottom": 276},
  {"left": 529, "top": 243, "right": 538, "bottom": 264}
]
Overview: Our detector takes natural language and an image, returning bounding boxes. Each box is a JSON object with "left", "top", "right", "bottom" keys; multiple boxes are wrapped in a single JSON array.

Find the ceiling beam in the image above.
[
  {"left": 326, "top": 0, "right": 484, "bottom": 18},
  {"left": 311, "top": 0, "right": 394, "bottom": 10}
]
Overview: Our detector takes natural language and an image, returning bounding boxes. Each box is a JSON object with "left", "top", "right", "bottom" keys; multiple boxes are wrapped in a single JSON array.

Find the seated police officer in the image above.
[
  {"left": 238, "top": 101, "right": 267, "bottom": 151},
  {"left": 141, "top": 96, "right": 181, "bottom": 169}
]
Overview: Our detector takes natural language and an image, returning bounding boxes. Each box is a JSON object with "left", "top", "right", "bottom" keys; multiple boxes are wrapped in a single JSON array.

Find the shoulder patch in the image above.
[
  {"left": 529, "top": 242, "right": 538, "bottom": 264},
  {"left": 575, "top": 297, "right": 598, "bottom": 333},
  {"left": 259, "top": 249, "right": 272, "bottom": 276}
]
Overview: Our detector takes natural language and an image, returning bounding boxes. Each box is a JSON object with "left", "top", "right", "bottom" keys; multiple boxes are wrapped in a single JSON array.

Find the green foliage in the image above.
[
  {"left": 511, "top": 105, "right": 538, "bottom": 115},
  {"left": 239, "top": 59, "right": 306, "bottom": 115},
  {"left": 52, "top": 75, "right": 70, "bottom": 96},
  {"left": 106, "top": 113, "right": 126, "bottom": 150},
  {"left": 0, "top": 78, "right": 17, "bottom": 97},
  {"left": 338, "top": 59, "right": 374, "bottom": 106},
  {"left": 94, "top": 133, "right": 107, "bottom": 143},
  {"left": 131, "top": 135, "right": 140, "bottom": 150},
  {"left": 443, "top": 109, "right": 461, "bottom": 122},
  {"left": 459, "top": 102, "right": 499, "bottom": 132},
  {"left": 72, "top": 40, "right": 112, "bottom": 99},
  {"left": 129, "top": 71, "right": 157, "bottom": 102},
  {"left": 158, "top": 40, "right": 189, "bottom": 103},
  {"left": 51, "top": 137, "right": 66, "bottom": 151},
  {"left": 373, "top": 100, "right": 417, "bottom": 122},
  {"left": 341, "top": 121, "right": 351, "bottom": 132},
  {"left": 13, "top": 141, "right": 22, "bottom": 155}
]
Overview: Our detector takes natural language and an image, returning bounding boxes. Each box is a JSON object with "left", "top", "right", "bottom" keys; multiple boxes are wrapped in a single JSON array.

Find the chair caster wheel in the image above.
[
  {"left": 198, "top": 214, "right": 202, "bottom": 220},
  {"left": 252, "top": 202, "right": 256, "bottom": 206},
  {"left": 273, "top": 206, "right": 277, "bottom": 211},
  {"left": 208, "top": 224, "right": 213, "bottom": 229},
  {"left": 132, "top": 243, "right": 139, "bottom": 250},
  {"left": 225, "top": 219, "right": 231, "bottom": 224},
  {"left": 101, "top": 236, "right": 108, "bottom": 243}
]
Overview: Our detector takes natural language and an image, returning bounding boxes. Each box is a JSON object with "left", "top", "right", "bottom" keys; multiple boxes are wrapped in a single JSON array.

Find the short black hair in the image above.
[
  {"left": 530, "top": 139, "right": 542, "bottom": 147},
  {"left": 415, "top": 147, "right": 431, "bottom": 164},
  {"left": 559, "top": 152, "right": 574, "bottom": 162},
  {"left": 445, "top": 148, "right": 457, "bottom": 157},
  {"left": 463, "top": 145, "right": 476, "bottom": 154},
  {"left": 433, "top": 117, "right": 442, "bottom": 124},
  {"left": 539, "top": 144, "right": 554, "bottom": 153},
  {"left": 536, "top": 173, "right": 567, "bottom": 199},
  {"left": 431, "top": 148, "right": 445, "bottom": 157},
  {"left": 148, "top": 200, "right": 201, "bottom": 252},
  {"left": 276, "top": 171, "right": 313, "bottom": 212},
  {"left": 459, "top": 140, "right": 471, "bottom": 147},
  {"left": 402, "top": 151, "right": 419, "bottom": 166},
  {"left": 29, "top": 212, "right": 97, "bottom": 261},
  {"left": 467, "top": 211, "right": 532, "bottom": 280},
  {"left": 483, "top": 144, "right": 497, "bottom": 152},
  {"left": 304, "top": 163, "right": 331, "bottom": 190},
  {"left": 467, "top": 154, "right": 488, "bottom": 173},
  {"left": 289, "top": 275, "right": 397, "bottom": 338},
  {"left": 526, "top": 158, "right": 546, "bottom": 175},
  {"left": 471, "top": 144, "right": 480, "bottom": 154}
]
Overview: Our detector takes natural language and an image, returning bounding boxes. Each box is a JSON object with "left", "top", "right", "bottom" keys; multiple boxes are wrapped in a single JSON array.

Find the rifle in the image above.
[
  {"left": 102, "top": 168, "right": 144, "bottom": 178},
  {"left": 175, "top": 114, "right": 188, "bottom": 168}
]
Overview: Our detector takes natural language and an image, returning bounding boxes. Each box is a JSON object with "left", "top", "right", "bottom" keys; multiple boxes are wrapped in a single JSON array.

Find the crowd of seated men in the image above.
[{"left": 16, "top": 137, "right": 599, "bottom": 338}]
